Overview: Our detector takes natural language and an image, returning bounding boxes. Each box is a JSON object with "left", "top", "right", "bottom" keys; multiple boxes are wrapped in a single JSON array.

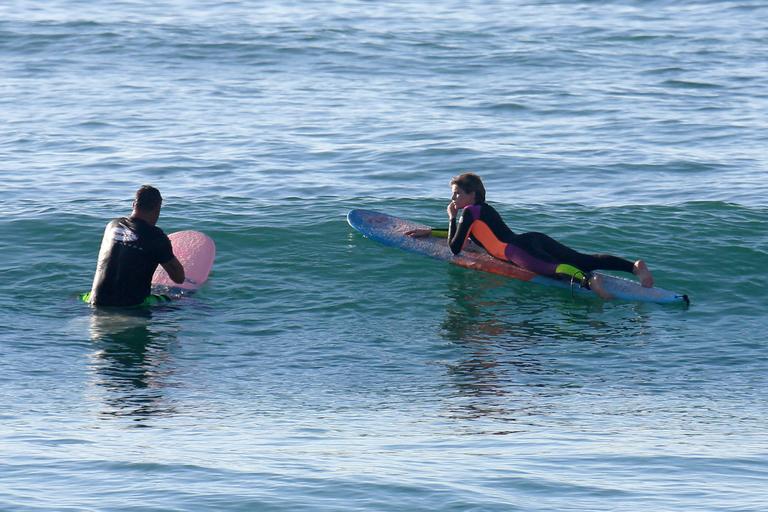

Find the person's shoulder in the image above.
[
  {"left": 150, "top": 223, "right": 167, "bottom": 235},
  {"left": 129, "top": 217, "right": 164, "bottom": 235},
  {"left": 140, "top": 224, "right": 171, "bottom": 255},
  {"left": 479, "top": 202, "right": 501, "bottom": 215},
  {"left": 462, "top": 203, "right": 486, "bottom": 218},
  {"left": 147, "top": 224, "right": 169, "bottom": 241}
]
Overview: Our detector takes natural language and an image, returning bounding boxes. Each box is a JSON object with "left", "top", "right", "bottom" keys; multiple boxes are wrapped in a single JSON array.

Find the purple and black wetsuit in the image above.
[{"left": 445, "top": 203, "right": 635, "bottom": 276}]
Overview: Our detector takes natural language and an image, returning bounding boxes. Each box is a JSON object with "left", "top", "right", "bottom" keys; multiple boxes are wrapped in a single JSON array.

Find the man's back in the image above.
[{"left": 89, "top": 216, "right": 173, "bottom": 307}]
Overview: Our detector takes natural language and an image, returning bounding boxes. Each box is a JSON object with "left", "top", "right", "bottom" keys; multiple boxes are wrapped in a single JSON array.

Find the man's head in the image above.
[
  {"left": 132, "top": 185, "right": 163, "bottom": 225},
  {"left": 133, "top": 185, "right": 162, "bottom": 213}
]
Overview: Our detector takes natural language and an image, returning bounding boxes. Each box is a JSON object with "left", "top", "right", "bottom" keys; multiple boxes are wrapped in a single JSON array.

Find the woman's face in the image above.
[{"left": 451, "top": 184, "right": 476, "bottom": 209}]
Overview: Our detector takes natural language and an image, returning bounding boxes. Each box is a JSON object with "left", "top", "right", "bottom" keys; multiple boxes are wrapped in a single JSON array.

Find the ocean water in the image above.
[{"left": 1, "top": 1, "right": 767, "bottom": 510}]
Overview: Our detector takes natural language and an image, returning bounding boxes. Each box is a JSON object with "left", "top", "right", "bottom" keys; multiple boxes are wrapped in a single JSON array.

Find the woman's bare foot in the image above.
[
  {"left": 589, "top": 273, "right": 614, "bottom": 300},
  {"left": 633, "top": 260, "right": 654, "bottom": 288}
]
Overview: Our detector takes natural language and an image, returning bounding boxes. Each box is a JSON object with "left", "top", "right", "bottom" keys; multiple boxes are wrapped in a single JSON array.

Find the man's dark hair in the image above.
[
  {"left": 134, "top": 185, "right": 162, "bottom": 211},
  {"left": 450, "top": 173, "right": 486, "bottom": 204}
]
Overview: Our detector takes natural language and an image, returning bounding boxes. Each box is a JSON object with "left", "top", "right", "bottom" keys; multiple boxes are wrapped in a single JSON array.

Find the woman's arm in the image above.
[
  {"left": 448, "top": 208, "right": 474, "bottom": 255},
  {"left": 405, "top": 227, "right": 445, "bottom": 238},
  {"left": 406, "top": 201, "right": 460, "bottom": 238}
]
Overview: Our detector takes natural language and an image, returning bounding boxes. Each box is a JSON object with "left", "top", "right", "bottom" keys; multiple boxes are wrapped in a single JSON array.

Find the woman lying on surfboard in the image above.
[{"left": 406, "top": 172, "right": 654, "bottom": 299}]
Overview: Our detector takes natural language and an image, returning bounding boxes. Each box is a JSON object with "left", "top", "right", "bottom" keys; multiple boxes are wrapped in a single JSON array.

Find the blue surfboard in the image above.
[{"left": 347, "top": 209, "right": 689, "bottom": 305}]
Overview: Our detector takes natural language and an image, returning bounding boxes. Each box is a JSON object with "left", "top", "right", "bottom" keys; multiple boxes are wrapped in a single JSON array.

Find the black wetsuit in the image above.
[
  {"left": 89, "top": 217, "right": 175, "bottom": 307},
  {"left": 446, "top": 203, "right": 635, "bottom": 276}
]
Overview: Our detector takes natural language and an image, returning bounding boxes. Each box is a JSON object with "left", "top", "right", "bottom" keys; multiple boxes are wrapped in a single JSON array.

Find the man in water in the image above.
[{"left": 86, "top": 185, "right": 185, "bottom": 307}]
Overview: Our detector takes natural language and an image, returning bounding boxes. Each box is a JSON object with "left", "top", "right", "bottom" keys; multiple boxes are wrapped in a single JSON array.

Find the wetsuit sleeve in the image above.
[
  {"left": 154, "top": 233, "right": 174, "bottom": 264},
  {"left": 448, "top": 209, "right": 474, "bottom": 255}
]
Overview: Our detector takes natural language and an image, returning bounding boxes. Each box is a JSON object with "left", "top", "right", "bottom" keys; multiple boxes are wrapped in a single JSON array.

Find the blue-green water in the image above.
[{"left": 2, "top": 1, "right": 767, "bottom": 510}]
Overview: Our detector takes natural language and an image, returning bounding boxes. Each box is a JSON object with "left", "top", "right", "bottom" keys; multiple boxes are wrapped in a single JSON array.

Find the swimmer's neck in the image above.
[{"left": 130, "top": 208, "right": 160, "bottom": 226}]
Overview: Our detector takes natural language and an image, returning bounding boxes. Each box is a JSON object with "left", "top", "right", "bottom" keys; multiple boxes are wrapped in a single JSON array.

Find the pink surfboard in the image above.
[{"left": 152, "top": 230, "right": 216, "bottom": 292}]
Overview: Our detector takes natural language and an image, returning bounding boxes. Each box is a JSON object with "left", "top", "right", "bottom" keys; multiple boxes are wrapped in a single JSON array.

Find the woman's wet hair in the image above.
[{"left": 450, "top": 173, "right": 485, "bottom": 204}]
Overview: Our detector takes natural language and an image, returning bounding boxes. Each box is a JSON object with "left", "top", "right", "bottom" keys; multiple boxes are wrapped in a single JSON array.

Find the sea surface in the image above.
[{"left": 1, "top": 1, "right": 767, "bottom": 510}]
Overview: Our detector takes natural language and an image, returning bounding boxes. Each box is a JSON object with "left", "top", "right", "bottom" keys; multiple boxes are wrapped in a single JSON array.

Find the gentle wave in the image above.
[{"left": 2, "top": 1, "right": 768, "bottom": 510}]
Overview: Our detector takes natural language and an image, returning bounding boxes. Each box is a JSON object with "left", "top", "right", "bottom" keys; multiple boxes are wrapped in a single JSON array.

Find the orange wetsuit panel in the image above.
[{"left": 467, "top": 220, "right": 509, "bottom": 260}]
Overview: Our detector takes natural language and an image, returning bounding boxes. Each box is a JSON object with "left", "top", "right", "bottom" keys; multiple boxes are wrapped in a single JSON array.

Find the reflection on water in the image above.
[
  {"left": 87, "top": 308, "right": 180, "bottom": 424},
  {"left": 438, "top": 267, "right": 651, "bottom": 428}
]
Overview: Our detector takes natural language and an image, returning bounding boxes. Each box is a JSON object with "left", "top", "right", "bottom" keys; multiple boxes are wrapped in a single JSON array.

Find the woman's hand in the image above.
[
  {"left": 405, "top": 228, "right": 431, "bottom": 238},
  {"left": 447, "top": 201, "right": 458, "bottom": 219}
]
